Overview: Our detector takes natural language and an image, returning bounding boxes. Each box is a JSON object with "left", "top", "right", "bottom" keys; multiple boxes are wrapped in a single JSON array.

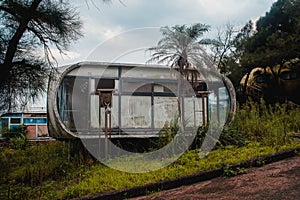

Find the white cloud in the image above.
[
  {"left": 86, "top": 27, "right": 162, "bottom": 63},
  {"left": 57, "top": 0, "right": 277, "bottom": 66},
  {"left": 27, "top": 0, "right": 278, "bottom": 109}
]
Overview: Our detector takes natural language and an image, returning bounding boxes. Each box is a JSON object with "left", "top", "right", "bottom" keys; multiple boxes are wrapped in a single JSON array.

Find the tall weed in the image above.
[
  {"left": 0, "top": 140, "right": 94, "bottom": 199},
  {"left": 228, "top": 100, "right": 300, "bottom": 147}
]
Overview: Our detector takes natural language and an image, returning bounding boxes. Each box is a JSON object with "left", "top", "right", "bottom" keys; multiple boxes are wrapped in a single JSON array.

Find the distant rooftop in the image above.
[{"left": 23, "top": 106, "right": 47, "bottom": 113}]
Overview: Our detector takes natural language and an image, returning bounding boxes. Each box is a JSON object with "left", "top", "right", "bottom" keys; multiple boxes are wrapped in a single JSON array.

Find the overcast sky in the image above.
[
  {"left": 33, "top": 0, "right": 277, "bottom": 108},
  {"left": 55, "top": 0, "right": 277, "bottom": 66}
]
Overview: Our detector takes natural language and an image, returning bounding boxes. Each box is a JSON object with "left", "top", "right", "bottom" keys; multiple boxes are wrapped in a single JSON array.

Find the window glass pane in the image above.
[
  {"left": 154, "top": 82, "right": 177, "bottom": 93},
  {"left": 36, "top": 118, "right": 47, "bottom": 124},
  {"left": 24, "top": 118, "right": 47, "bottom": 124},
  {"left": 24, "top": 118, "right": 34, "bottom": 124},
  {"left": 90, "top": 94, "right": 119, "bottom": 129},
  {"left": 218, "top": 87, "right": 230, "bottom": 124},
  {"left": 193, "top": 81, "right": 207, "bottom": 92},
  {"left": 10, "top": 125, "right": 20, "bottom": 131},
  {"left": 57, "top": 76, "right": 75, "bottom": 129},
  {"left": 10, "top": 118, "right": 21, "bottom": 124},
  {"left": 184, "top": 97, "right": 202, "bottom": 127},
  {"left": 57, "top": 76, "right": 90, "bottom": 130},
  {"left": 153, "top": 84, "right": 164, "bottom": 92},
  {"left": 72, "top": 77, "right": 90, "bottom": 130},
  {"left": 90, "top": 95, "right": 99, "bottom": 129},
  {"left": 95, "top": 79, "right": 115, "bottom": 90},
  {"left": 0, "top": 118, "right": 9, "bottom": 129}
]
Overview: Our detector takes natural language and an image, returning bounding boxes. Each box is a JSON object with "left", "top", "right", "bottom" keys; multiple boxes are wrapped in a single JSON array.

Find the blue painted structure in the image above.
[{"left": 0, "top": 112, "right": 49, "bottom": 139}]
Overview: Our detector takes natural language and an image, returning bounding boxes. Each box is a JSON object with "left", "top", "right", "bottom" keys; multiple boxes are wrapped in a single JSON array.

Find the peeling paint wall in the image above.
[
  {"left": 121, "top": 96, "right": 151, "bottom": 128},
  {"left": 154, "top": 96, "right": 178, "bottom": 128}
]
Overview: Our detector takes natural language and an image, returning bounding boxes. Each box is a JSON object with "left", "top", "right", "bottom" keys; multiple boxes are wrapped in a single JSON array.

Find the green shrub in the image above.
[
  {"left": 10, "top": 137, "right": 28, "bottom": 150},
  {"left": 219, "top": 127, "right": 246, "bottom": 147},
  {"left": 223, "top": 166, "right": 248, "bottom": 177},
  {"left": 157, "top": 121, "right": 175, "bottom": 148},
  {"left": 1, "top": 125, "right": 28, "bottom": 150},
  {"left": 193, "top": 101, "right": 300, "bottom": 149},
  {"left": 0, "top": 140, "right": 96, "bottom": 200},
  {"left": 156, "top": 116, "right": 179, "bottom": 149},
  {"left": 227, "top": 100, "right": 300, "bottom": 147}
]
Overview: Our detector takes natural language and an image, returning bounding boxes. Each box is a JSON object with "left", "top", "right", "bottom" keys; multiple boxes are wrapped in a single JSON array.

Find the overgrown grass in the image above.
[
  {"left": 0, "top": 101, "right": 299, "bottom": 199},
  {"left": 1, "top": 125, "right": 29, "bottom": 150},
  {"left": 226, "top": 101, "right": 300, "bottom": 147},
  {"left": 0, "top": 141, "right": 94, "bottom": 200},
  {"left": 14, "top": 141, "right": 298, "bottom": 200}
]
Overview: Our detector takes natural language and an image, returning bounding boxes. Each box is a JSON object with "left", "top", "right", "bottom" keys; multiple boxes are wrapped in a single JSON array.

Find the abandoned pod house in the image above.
[{"left": 47, "top": 62, "right": 235, "bottom": 139}]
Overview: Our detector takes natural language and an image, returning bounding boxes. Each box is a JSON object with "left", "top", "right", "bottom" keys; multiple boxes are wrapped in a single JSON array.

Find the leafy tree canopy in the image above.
[
  {"left": 241, "top": 0, "right": 300, "bottom": 68},
  {"left": 0, "top": 0, "right": 82, "bottom": 112}
]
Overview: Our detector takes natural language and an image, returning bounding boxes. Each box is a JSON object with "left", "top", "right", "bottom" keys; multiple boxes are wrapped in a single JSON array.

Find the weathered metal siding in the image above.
[
  {"left": 121, "top": 96, "right": 151, "bottom": 128},
  {"left": 154, "top": 96, "right": 178, "bottom": 128}
]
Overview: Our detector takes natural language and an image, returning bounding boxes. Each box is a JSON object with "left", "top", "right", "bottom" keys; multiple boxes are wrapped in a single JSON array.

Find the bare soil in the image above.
[{"left": 130, "top": 156, "right": 300, "bottom": 200}]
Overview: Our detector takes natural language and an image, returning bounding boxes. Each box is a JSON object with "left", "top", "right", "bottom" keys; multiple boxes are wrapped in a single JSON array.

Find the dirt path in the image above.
[{"left": 130, "top": 156, "right": 300, "bottom": 200}]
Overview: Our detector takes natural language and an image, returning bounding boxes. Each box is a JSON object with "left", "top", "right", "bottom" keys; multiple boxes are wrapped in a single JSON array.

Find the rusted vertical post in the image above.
[
  {"left": 217, "top": 89, "right": 220, "bottom": 124},
  {"left": 206, "top": 93, "right": 209, "bottom": 124},
  {"left": 193, "top": 96, "right": 196, "bottom": 127},
  {"left": 98, "top": 95, "right": 101, "bottom": 159},
  {"left": 109, "top": 108, "right": 112, "bottom": 154},
  {"left": 105, "top": 106, "right": 108, "bottom": 159},
  {"left": 202, "top": 93, "right": 206, "bottom": 125}
]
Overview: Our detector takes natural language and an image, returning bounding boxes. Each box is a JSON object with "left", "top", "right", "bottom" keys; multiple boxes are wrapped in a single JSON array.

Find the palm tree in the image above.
[{"left": 147, "top": 23, "right": 212, "bottom": 133}]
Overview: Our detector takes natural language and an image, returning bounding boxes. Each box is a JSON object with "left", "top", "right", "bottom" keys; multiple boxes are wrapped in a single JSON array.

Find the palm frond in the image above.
[{"left": 147, "top": 23, "right": 213, "bottom": 74}]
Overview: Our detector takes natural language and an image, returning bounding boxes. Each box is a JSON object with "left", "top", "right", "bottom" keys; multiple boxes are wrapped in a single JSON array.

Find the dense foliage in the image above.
[
  {"left": 0, "top": 0, "right": 82, "bottom": 112},
  {"left": 209, "top": 0, "right": 300, "bottom": 102},
  {"left": 241, "top": 0, "right": 300, "bottom": 68}
]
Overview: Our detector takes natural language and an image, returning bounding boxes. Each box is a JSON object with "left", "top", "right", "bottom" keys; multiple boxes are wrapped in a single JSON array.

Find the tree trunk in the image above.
[
  {"left": 0, "top": 0, "right": 43, "bottom": 86},
  {"left": 177, "top": 75, "right": 184, "bottom": 134}
]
